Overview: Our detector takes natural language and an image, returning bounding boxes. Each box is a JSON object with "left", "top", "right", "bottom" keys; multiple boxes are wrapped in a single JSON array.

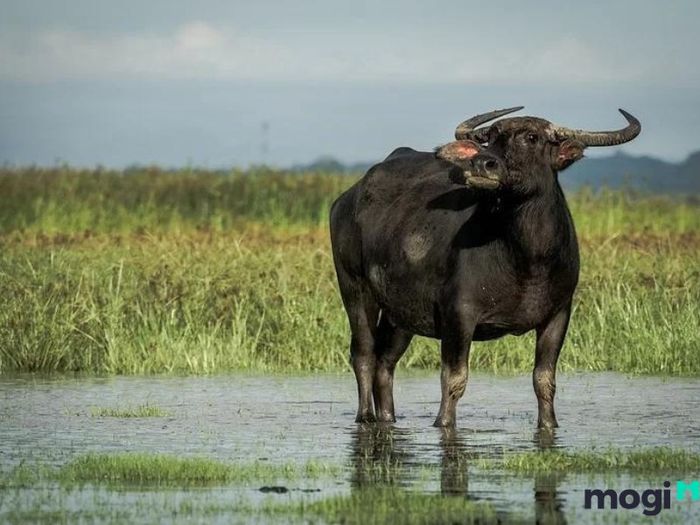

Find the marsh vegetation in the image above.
[
  {"left": 0, "top": 166, "right": 697, "bottom": 375},
  {"left": 1, "top": 167, "right": 698, "bottom": 522},
  {"left": 2, "top": 447, "right": 699, "bottom": 523},
  {"left": 1, "top": 372, "right": 699, "bottom": 523}
]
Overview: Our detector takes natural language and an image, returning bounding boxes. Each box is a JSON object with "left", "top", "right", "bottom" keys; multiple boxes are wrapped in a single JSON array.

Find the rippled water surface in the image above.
[{"left": 2, "top": 372, "right": 699, "bottom": 523}]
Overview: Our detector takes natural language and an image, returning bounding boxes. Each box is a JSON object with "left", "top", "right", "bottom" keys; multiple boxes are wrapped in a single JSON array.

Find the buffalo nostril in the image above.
[{"left": 484, "top": 159, "right": 498, "bottom": 171}]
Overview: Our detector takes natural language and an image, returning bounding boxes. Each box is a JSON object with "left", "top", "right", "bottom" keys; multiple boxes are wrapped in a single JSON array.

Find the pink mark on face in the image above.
[
  {"left": 437, "top": 140, "right": 482, "bottom": 163},
  {"left": 454, "top": 141, "right": 480, "bottom": 159}
]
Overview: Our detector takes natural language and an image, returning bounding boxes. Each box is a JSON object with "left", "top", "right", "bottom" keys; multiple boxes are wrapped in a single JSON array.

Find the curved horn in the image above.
[
  {"left": 455, "top": 106, "right": 524, "bottom": 140},
  {"left": 552, "top": 109, "right": 641, "bottom": 147}
]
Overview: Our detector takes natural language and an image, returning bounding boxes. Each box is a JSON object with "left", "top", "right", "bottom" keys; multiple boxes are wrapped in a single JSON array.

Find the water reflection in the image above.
[
  {"left": 2, "top": 374, "right": 698, "bottom": 523},
  {"left": 534, "top": 428, "right": 559, "bottom": 450},
  {"left": 533, "top": 429, "right": 567, "bottom": 525},
  {"left": 348, "top": 424, "right": 569, "bottom": 523},
  {"left": 349, "top": 424, "right": 472, "bottom": 496},
  {"left": 439, "top": 427, "right": 469, "bottom": 496},
  {"left": 349, "top": 424, "right": 414, "bottom": 487}
]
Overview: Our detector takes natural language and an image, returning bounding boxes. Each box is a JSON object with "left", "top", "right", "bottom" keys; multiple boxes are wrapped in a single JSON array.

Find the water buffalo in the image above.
[{"left": 330, "top": 107, "right": 641, "bottom": 428}]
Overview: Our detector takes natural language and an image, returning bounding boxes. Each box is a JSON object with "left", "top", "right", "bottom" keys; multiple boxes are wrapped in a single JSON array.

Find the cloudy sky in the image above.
[{"left": 1, "top": 1, "right": 698, "bottom": 167}]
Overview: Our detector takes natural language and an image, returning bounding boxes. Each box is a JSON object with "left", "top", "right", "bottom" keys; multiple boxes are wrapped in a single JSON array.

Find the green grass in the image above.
[
  {"left": 1, "top": 470, "right": 497, "bottom": 525},
  {"left": 298, "top": 488, "right": 497, "bottom": 524},
  {"left": 0, "top": 229, "right": 696, "bottom": 375},
  {"left": 0, "top": 454, "right": 340, "bottom": 489},
  {"left": 0, "top": 464, "right": 43, "bottom": 489},
  {"left": 89, "top": 403, "right": 169, "bottom": 418},
  {"left": 1, "top": 166, "right": 699, "bottom": 235},
  {"left": 172, "top": 493, "right": 494, "bottom": 525},
  {"left": 0, "top": 166, "right": 351, "bottom": 233},
  {"left": 0, "top": 167, "right": 697, "bottom": 375},
  {"left": 491, "top": 448, "right": 700, "bottom": 474},
  {"left": 5, "top": 448, "right": 699, "bottom": 523},
  {"left": 0, "top": 481, "right": 499, "bottom": 525},
  {"left": 57, "top": 453, "right": 340, "bottom": 486}
]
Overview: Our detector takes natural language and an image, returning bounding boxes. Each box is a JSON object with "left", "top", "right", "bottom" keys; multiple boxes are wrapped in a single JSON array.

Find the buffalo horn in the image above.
[
  {"left": 455, "top": 106, "right": 524, "bottom": 140},
  {"left": 551, "top": 109, "right": 641, "bottom": 147}
]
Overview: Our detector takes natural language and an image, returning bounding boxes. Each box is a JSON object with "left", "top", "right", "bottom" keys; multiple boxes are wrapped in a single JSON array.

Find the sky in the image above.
[{"left": 1, "top": 0, "right": 699, "bottom": 167}]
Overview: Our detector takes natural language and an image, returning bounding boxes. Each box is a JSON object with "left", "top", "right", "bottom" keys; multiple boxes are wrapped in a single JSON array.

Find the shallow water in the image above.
[{"left": 2, "top": 372, "right": 699, "bottom": 523}]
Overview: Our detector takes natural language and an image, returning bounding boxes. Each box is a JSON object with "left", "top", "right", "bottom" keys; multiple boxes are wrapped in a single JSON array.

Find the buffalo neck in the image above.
[{"left": 502, "top": 180, "right": 577, "bottom": 268}]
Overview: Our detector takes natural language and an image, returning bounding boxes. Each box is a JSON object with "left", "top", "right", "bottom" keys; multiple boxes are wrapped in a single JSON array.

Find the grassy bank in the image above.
[
  {"left": 0, "top": 166, "right": 349, "bottom": 233},
  {"left": 1, "top": 454, "right": 341, "bottom": 488},
  {"left": 0, "top": 167, "right": 698, "bottom": 375},
  {"left": 489, "top": 448, "right": 700, "bottom": 474},
  {"left": 0, "top": 453, "right": 496, "bottom": 524},
  {"left": 58, "top": 454, "right": 340, "bottom": 485},
  {"left": 1, "top": 166, "right": 699, "bottom": 235},
  {"left": 5, "top": 449, "right": 700, "bottom": 523},
  {"left": 6, "top": 448, "right": 696, "bottom": 485}
]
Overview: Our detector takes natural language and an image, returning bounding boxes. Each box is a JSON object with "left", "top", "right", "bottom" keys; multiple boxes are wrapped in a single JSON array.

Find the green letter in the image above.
[{"left": 676, "top": 480, "right": 700, "bottom": 502}]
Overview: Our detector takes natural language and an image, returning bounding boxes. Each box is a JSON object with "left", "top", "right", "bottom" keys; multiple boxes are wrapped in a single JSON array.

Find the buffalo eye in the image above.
[{"left": 526, "top": 133, "right": 539, "bottom": 144}]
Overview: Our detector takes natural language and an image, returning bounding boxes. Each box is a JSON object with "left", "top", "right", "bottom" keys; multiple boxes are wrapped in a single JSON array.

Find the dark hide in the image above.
[{"left": 330, "top": 113, "right": 636, "bottom": 428}]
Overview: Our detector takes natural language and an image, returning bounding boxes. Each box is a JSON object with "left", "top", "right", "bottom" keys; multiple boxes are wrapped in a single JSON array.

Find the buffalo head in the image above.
[{"left": 437, "top": 107, "right": 641, "bottom": 195}]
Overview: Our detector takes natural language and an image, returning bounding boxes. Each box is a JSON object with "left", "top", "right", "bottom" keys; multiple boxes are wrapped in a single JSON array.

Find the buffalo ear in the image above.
[
  {"left": 435, "top": 140, "right": 481, "bottom": 164},
  {"left": 555, "top": 139, "right": 585, "bottom": 171}
]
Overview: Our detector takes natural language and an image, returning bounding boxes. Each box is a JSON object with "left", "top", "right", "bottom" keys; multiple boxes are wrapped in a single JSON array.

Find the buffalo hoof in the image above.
[
  {"left": 355, "top": 412, "right": 377, "bottom": 424},
  {"left": 376, "top": 413, "right": 396, "bottom": 424},
  {"left": 432, "top": 416, "right": 455, "bottom": 428}
]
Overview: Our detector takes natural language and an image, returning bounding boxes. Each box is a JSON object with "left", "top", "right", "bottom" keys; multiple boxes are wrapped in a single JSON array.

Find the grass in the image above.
[
  {"left": 57, "top": 453, "right": 340, "bottom": 486},
  {"left": 0, "top": 455, "right": 497, "bottom": 524},
  {"left": 298, "top": 488, "right": 497, "bottom": 524},
  {"left": 0, "top": 167, "right": 697, "bottom": 375},
  {"left": 0, "top": 166, "right": 349, "bottom": 233},
  {"left": 89, "top": 403, "right": 169, "bottom": 418},
  {"left": 0, "top": 464, "right": 44, "bottom": 489},
  {"left": 0, "top": 483, "right": 499, "bottom": 525},
  {"left": 491, "top": 448, "right": 700, "bottom": 474},
  {"left": 8, "top": 448, "right": 700, "bottom": 486},
  {"left": 4, "top": 448, "right": 700, "bottom": 523},
  {"left": 170, "top": 491, "right": 499, "bottom": 525},
  {"left": 2, "top": 492, "right": 499, "bottom": 525},
  {"left": 1, "top": 166, "right": 698, "bottom": 235},
  {"left": 1, "top": 454, "right": 341, "bottom": 488}
]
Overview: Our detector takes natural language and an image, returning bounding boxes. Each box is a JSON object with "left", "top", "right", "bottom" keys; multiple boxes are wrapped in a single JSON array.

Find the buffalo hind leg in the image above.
[
  {"left": 333, "top": 258, "right": 380, "bottom": 423},
  {"left": 342, "top": 287, "right": 380, "bottom": 423},
  {"left": 534, "top": 303, "right": 571, "bottom": 429},
  {"left": 373, "top": 315, "right": 413, "bottom": 423},
  {"left": 349, "top": 301, "right": 380, "bottom": 423},
  {"left": 434, "top": 315, "right": 475, "bottom": 427}
]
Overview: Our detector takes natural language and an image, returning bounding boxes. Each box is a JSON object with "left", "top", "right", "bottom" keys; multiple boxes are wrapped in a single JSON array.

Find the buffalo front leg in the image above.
[
  {"left": 534, "top": 303, "right": 572, "bottom": 429},
  {"left": 373, "top": 315, "right": 413, "bottom": 423},
  {"left": 434, "top": 316, "right": 475, "bottom": 427}
]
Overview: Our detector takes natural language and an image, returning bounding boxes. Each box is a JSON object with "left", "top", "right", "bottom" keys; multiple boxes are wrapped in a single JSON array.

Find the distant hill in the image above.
[
  {"left": 295, "top": 151, "right": 700, "bottom": 194},
  {"left": 562, "top": 151, "right": 700, "bottom": 193}
]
